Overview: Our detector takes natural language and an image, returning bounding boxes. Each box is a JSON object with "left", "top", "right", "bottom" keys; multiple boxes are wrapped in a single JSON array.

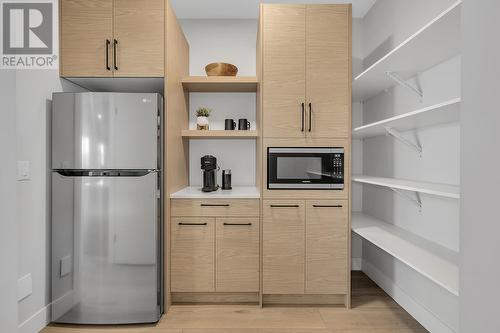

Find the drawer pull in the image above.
[
  {"left": 200, "top": 203, "right": 230, "bottom": 207},
  {"left": 270, "top": 204, "right": 299, "bottom": 208},
  {"left": 312, "top": 205, "right": 343, "bottom": 208},
  {"left": 223, "top": 223, "right": 252, "bottom": 226},
  {"left": 178, "top": 222, "right": 207, "bottom": 226}
]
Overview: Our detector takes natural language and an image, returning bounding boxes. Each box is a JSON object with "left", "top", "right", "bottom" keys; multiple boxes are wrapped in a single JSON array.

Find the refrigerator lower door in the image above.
[{"left": 51, "top": 171, "right": 160, "bottom": 324}]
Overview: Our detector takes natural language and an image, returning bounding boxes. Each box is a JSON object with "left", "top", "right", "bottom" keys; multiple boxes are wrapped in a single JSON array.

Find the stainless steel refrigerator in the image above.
[{"left": 51, "top": 92, "right": 163, "bottom": 324}]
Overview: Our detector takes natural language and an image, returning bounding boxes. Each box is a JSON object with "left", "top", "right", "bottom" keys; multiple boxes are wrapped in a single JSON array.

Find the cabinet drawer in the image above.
[
  {"left": 171, "top": 199, "right": 260, "bottom": 217},
  {"left": 171, "top": 217, "right": 215, "bottom": 292},
  {"left": 216, "top": 218, "right": 260, "bottom": 292}
]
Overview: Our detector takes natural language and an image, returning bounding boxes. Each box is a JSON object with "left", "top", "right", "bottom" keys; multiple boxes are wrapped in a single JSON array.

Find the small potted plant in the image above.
[{"left": 196, "top": 107, "right": 212, "bottom": 130}]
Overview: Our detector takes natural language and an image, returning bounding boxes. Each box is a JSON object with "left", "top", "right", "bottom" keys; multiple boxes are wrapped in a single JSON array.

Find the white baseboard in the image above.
[
  {"left": 362, "top": 260, "right": 456, "bottom": 333},
  {"left": 18, "top": 304, "right": 50, "bottom": 333},
  {"left": 351, "top": 257, "right": 362, "bottom": 270}
]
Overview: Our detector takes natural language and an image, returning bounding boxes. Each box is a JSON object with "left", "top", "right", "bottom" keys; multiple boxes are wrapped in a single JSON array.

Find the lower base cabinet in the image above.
[
  {"left": 216, "top": 218, "right": 260, "bottom": 292},
  {"left": 263, "top": 199, "right": 348, "bottom": 295},
  {"left": 171, "top": 217, "right": 215, "bottom": 292},
  {"left": 170, "top": 199, "right": 260, "bottom": 293}
]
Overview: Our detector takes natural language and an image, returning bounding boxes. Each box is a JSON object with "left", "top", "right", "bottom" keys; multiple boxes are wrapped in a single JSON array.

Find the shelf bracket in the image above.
[
  {"left": 385, "top": 127, "right": 423, "bottom": 156},
  {"left": 390, "top": 187, "right": 422, "bottom": 211},
  {"left": 386, "top": 71, "right": 423, "bottom": 102}
]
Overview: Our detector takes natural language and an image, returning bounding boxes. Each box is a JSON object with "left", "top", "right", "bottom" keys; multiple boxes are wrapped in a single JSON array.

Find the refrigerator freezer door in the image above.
[
  {"left": 51, "top": 171, "right": 160, "bottom": 324},
  {"left": 52, "top": 93, "right": 160, "bottom": 170}
]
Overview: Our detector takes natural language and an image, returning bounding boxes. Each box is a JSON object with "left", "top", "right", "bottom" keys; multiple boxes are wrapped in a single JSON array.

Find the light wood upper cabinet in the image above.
[
  {"left": 305, "top": 200, "right": 348, "bottom": 294},
  {"left": 261, "top": 4, "right": 351, "bottom": 138},
  {"left": 171, "top": 217, "right": 215, "bottom": 292},
  {"left": 263, "top": 200, "right": 305, "bottom": 294},
  {"left": 113, "top": 0, "right": 164, "bottom": 77},
  {"left": 262, "top": 5, "right": 306, "bottom": 138},
  {"left": 306, "top": 5, "right": 350, "bottom": 138},
  {"left": 60, "top": 0, "right": 113, "bottom": 77},
  {"left": 60, "top": 0, "right": 164, "bottom": 77},
  {"left": 216, "top": 218, "right": 259, "bottom": 292}
]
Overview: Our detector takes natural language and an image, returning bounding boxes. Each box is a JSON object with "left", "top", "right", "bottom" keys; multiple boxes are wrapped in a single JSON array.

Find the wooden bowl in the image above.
[{"left": 205, "top": 63, "right": 238, "bottom": 76}]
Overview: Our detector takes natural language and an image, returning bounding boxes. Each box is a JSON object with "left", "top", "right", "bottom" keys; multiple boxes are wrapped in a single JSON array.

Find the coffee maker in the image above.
[{"left": 201, "top": 155, "right": 219, "bottom": 192}]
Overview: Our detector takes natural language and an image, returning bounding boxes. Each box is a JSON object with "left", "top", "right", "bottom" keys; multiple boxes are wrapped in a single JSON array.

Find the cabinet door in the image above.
[
  {"left": 216, "top": 218, "right": 259, "bottom": 292},
  {"left": 60, "top": 0, "right": 113, "bottom": 77},
  {"left": 306, "top": 5, "right": 350, "bottom": 138},
  {"left": 113, "top": 0, "right": 164, "bottom": 77},
  {"left": 171, "top": 217, "right": 215, "bottom": 292},
  {"left": 263, "top": 200, "right": 305, "bottom": 294},
  {"left": 305, "top": 200, "right": 348, "bottom": 294},
  {"left": 262, "top": 5, "right": 306, "bottom": 138}
]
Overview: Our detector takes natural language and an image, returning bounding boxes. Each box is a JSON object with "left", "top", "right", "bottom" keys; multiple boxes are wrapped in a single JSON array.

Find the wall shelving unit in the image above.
[
  {"left": 352, "top": 0, "right": 461, "bottom": 102},
  {"left": 352, "top": 1, "right": 462, "bottom": 315},
  {"left": 352, "top": 213, "right": 459, "bottom": 296}
]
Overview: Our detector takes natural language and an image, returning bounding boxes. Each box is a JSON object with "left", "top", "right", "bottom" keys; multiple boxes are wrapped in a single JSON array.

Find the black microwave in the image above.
[{"left": 267, "top": 147, "right": 344, "bottom": 190}]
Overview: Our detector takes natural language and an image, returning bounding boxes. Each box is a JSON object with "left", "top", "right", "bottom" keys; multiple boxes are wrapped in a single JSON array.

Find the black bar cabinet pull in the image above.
[
  {"left": 223, "top": 223, "right": 252, "bottom": 226},
  {"left": 105, "top": 39, "right": 110, "bottom": 70},
  {"left": 312, "top": 205, "right": 343, "bottom": 208},
  {"left": 301, "top": 102, "right": 305, "bottom": 132},
  {"left": 178, "top": 222, "right": 207, "bottom": 226},
  {"left": 113, "top": 39, "right": 118, "bottom": 70},
  {"left": 200, "top": 203, "right": 230, "bottom": 207},
  {"left": 308, "top": 102, "right": 312, "bottom": 132},
  {"left": 270, "top": 204, "right": 300, "bottom": 208}
]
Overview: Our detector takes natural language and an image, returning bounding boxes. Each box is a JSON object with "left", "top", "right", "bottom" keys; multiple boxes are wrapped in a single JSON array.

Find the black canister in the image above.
[{"left": 222, "top": 169, "right": 232, "bottom": 190}]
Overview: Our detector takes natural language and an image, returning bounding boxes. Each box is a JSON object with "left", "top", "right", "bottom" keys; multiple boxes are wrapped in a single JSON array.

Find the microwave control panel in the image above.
[{"left": 332, "top": 153, "right": 344, "bottom": 178}]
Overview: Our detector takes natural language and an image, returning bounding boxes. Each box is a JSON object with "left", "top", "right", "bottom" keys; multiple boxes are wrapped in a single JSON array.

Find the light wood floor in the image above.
[{"left": 42, "top": 272, "right": 427, "bottom": 333}]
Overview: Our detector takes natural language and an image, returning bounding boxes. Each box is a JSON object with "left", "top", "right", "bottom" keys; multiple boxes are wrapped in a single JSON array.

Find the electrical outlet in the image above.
[
  {"left": 17, "top": 274, "right": 32, "bottom": 301},
  {"left": 17, "top": 161, "right": 30, "bottom": 181},
  {"left": 60, "top": 255, "right": 72, "bottom": 277}
]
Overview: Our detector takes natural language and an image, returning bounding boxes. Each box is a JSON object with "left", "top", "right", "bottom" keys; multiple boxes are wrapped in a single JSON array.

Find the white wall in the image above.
[
  {"left": 15, "top": 70, "right": 85, "bottom": 332},
  {"left": 0, "top": 70, "right": 19, "bottom": 333},
  {"left": 460, "top": 1, "right": 500, "bottom": 332},
  {"left": 351, "top": 18, "right": 364, "bottom": 268},
  {"left": 358, "top": 1, "right": 460, "bottom": 332},
  {"left": 180, "top": 19, "right": 258, "bottom": 187}
]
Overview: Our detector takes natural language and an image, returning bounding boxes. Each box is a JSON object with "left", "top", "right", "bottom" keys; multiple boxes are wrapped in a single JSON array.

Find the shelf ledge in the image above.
[
  {"left": 352, "top": 212, "right": 459, "bottom": 296},
  {"left": 181, "top": 130, "right": 258, "bottom": 139},
  {"left": 353, "top": 98, "right": 460, "bottom": 139},
  {"left": 181, "top": 76, "right": 258, "bottom": 92},
  {"left": 353, "top": 175, "right": 460, "bottom": 199}
]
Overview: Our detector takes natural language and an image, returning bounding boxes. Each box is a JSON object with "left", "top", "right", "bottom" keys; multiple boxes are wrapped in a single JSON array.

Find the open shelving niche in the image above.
[
  {"left": 352, "top": 0, "right": 461, "bottom": 102},
  {"left": 351, "top": 0, "right": 462, "bottom": 300},
  {"left": 181, "top": 76, "right": 259, "bottom": 140}
]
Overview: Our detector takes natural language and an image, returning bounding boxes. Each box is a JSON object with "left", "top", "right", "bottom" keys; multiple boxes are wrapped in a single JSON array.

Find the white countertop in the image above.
[{"left": 170, "top": 186, "right": 260, "bottom": 199}]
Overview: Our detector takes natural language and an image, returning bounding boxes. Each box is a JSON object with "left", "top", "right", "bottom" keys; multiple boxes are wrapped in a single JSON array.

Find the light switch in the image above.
[{"left": 17, "top": 161, "right": 30, "bottom": 181}]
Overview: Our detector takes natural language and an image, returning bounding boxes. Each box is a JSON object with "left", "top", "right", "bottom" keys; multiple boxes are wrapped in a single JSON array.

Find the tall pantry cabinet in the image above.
[
  {"left": 262, "top": 4, "right": 350, "bottom": 139},
  {"left": 259, "top": 4, "right": 352, "bottom": 306}
]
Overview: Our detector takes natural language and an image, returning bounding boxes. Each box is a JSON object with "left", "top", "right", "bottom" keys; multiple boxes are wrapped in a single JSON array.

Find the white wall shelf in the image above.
[
  {"left": 353, "top": 175, "right": 460, "bottom": 199},
  {"left": 353, "top": 98, "right": 460, "bottom": 139},
  {"left": 352, "top": 212, "right": 459, "bottom": 296},
  {"left": 352, "top": 1, "right": 461, "bottom": 101}
]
